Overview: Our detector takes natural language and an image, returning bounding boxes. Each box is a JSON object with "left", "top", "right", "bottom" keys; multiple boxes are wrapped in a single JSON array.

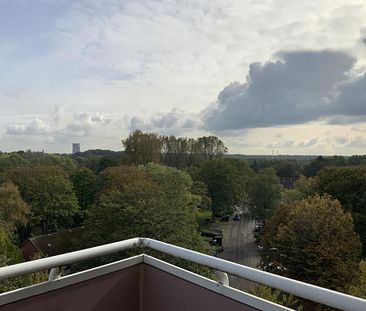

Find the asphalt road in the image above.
[{"left": 211, "top": 215, "right": 260, "bottom": 291}]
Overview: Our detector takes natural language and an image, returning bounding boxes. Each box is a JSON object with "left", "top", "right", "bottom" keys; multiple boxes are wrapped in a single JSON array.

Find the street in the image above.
[{"left": 211, "top": 215, "right": 260, "bottom": 291}]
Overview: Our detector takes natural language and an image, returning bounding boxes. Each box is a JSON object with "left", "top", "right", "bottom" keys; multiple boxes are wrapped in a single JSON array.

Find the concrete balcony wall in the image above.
[{"left": 1, "top": 256, "right": 263, "bottom": 311}]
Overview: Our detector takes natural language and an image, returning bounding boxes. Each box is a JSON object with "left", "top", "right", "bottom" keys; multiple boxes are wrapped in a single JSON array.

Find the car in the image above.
[
  {"left": 220, "top": 215, "right": 229, "bottom": 222},
  {"left": 233, "top": 214, "right": 241, "bottom": 221}
]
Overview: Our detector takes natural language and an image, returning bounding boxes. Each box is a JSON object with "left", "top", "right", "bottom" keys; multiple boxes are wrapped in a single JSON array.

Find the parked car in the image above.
[
  {"left": 220, "top": 215, "right": 229, "bottom": 222},
  {"left": 233, "top": 214, "right": 241, "bottom": 221}
]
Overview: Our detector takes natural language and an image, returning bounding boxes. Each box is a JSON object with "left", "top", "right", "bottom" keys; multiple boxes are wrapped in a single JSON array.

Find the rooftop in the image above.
[{"left": 1, "top": 238, "right": 366, "bottom": 311}]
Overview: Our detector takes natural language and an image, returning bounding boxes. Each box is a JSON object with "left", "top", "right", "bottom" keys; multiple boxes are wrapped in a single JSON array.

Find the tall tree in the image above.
[
  {"left": 0, "top": 181, "right": 30, "bottom": 235},
  {"left": 281, "top": 175, "right": 316, "bottom": 205},
  {"left": 7, "top": 166, "right": 80, "bottom": 235},
  {"left": 81, "top": 165, "right": 210, "bottom": 274},
  {"left": 71, "top": 168, "right": 97, "bottom": 211},
  {"left": 275, "top": 160, "right": 302, "bottom": 178},
  {"left": 248, "top": 168, "right": 280, "bottom": 220},
  {"left": 0, "top": 153, "right": 28, "bottom": 173},
  {"left": 196, "top": 158, "right": 253, "bottom": 216},
  {"left": 315, "top": 166, "right": 366, "bottom": 254},
  {"left": 0, "top": 228, "right": 47, "bottom": 293},
  {"left": 196, "top": 136, "right": 228, "bottom": 160},
  {"left": 349, "top": 260, "right": 366, "bottom": 299},
  {"left": 263, "top": 195, "right": 361, "bottom": 292},
  {"left": 122, "top": 130, "right": 163, "bottom": 165},
  {"left": 161, "top": 136, "right": 191, "bottom": 168}
]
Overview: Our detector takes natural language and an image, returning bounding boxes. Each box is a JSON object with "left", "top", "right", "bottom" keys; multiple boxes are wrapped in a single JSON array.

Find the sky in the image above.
[{"left": 1, "top": 0, "right": 366, "bottom": 155}]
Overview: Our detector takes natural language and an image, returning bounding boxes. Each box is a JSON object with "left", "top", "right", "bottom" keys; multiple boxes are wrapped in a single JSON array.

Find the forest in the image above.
[{"left": 1, "top": 130, "right": 366, "bottom": 310}]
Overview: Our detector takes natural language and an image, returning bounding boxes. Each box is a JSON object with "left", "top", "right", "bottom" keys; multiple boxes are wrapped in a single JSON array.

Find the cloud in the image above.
[
  {"left": 266, "top": 137, "right": 318, "bottom": 149},
  {"left": 128, "top": 109, "right": 199, "bottom": 135},
  {"left": 64, "top": 112, "right": 112, "bottom": 137},
  {"left": 332, "top": 73, "right": 366, "bottom": 116},
  {"left": 202, "top": 50, "right": 366, "bottom": 131},
  {"left": 334, "top": 136, "right": 366, "bottom": 148},
  {"left": 6, "top": 110, "right": 116, "bottom": 147},
  {"left": 7, "top": 118, "right": 48, "bottom": 135}
]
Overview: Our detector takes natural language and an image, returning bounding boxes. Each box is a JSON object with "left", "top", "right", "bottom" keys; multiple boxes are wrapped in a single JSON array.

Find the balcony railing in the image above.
[{"left": 0, "top": 237, "right": 366, "bottom": 310}]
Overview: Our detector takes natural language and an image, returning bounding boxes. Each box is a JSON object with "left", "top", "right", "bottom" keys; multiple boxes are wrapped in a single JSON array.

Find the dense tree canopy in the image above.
[
  {"left": 275, "top": 160, "right": 302, "bottom": 178},
  {"left": 0, "top": 228, "right": 47, "bottom": 293},
  {"left": 248, "top": 168, "right": 280, "bottom": 220},
  {"left": 81, "top": 165, "right": 209, "bottom": 272},
  {"left": 123, "top": 131, "right": 227, "bottom": 168},
  {"left": 195, "top": 158, "right": 253, "bottom": 216},
  {"left": 315, "top": 166, "right": 366, "bottom": 254},
  {"left": 0, "top": 153, "right": 28, "bottom": 173},
  {"left": 7, "top": 166, "right": 80, "bottom": 235},
  {"left": 71, "top": 168, "right": 97, "bottom": 211},
  {"left": 0, "top": 228, "right": 26, "bottom": 293},
  {"left": 281, "top": 175, "right": 316, "bottom": 205},
  {"left": 262, "top": 195, "right": 361, "bottom": 292},
  {"left": 122, "top": 130, "right": 163, "bottom": 165},
  {"left": 0, "top": 181, "right": 30, "bottom": 236}
]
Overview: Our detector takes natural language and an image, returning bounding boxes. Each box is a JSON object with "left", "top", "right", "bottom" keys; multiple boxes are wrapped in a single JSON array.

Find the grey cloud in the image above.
[
  {"left": 128, "top": 109, "right": 199, "bottom": 133},
  {"left": 347, "top": 137, "right": 366, "bottom": 147},
  {"left": 332, "top": 73, "right": 366, "bottom": 116},
  {"left": 202, "top": 50, "right": 359, "bottom": 131},
  {"left": 334, "top": 136, "right": 366, "bottom": 148},
  {"left": 297, "top": 138, "right": 318, "bottom": 148},
  {"left": 363, "top": 37, "right": 366, "bottom": 46},
  {"left": 326, "top": 115, "right": 366, "bottom": 125},
  {"left": 128, "top": 117, "right": 152, "bottom": 131},
  {"left": 151, "top": 111, "right": 179, "bottom": 129},
  {"left": 334, "top": 137, "right": 349, "bottom": 145}
]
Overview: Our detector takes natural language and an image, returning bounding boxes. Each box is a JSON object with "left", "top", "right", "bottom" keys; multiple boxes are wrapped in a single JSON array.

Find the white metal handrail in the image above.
[
  {"left": 0, "top": 238, "right": 140, "bottom": 281},
  {"left": 0, "top": 237, "right": 365, "bottom": 311}
]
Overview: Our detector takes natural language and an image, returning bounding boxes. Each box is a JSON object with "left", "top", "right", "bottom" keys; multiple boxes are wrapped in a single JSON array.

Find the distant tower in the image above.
[{"left": 72, "top": 143, "right": 80, "bottom": 154}]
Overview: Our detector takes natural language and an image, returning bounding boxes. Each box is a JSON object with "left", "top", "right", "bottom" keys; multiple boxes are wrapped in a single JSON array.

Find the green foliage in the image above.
[
  {"left": 29, "top": 153, "right": 77, "bottom": 172},
  {"left": 281, "top": 175, "right": 316, "bottom": 204},
  {"left": 275, "top": 160, "right": 302, "bottom": 178},
  {"left": 71, "top": 168, "right": 97, "bottom": 210},
  {"left": 0, "top": 228, "right": 26, "bottom": 293},
  {"left": 161, "top": 136, "right": 195, "bottom": 168},
  {"left": 191, "top": 181, "right": 212, "bottom": 210},
  {"left": 303, "top": 156, "right": 329, "bottom": 177},
  {"left": 0, "top": 228, "right": 48, "bottom": 293},
  {"left": 0, "top": 181, "right": 30, "bottom": 235},
  {"left": 303, "top": 156, "right": 347, "bottom": 177},
  {"left": 315, "top": 166, "right": 366, "bottom": 254},
  {"left": 195, "top": 136, "right": 228, "bottom": 160},
  {"left": 0, "top": 153, "right": 28, "bottom": 173},
  {"left": 0, "top": 152, "right": 78, "bottom": 173},
  {"left": 347, "top": 155, "right": 366, "bottom": 166},
  {"left": 82, "top": 165, "right": 210, "bottom": 274},
  {"left": 195, "top": 158, "right": 253, "bottom": 216},
  {"left": 7, "top": 166, "right": 80, "bottom": 235},
  {"left": 123, "top": 131, "right": 227, "bottom": 168},
  {"left": 349, "top": 260, "right": 366, "bottom": 299},
  {"left": 139, "top": 163, "right": 193, "bottom": 199},
  {"left": 122, "top": 130, "right": 163, "bottom": 165},
  {"left": 248, "top": 168, "right": 280, "bottom": 220},
  {"left": 251, "top": 285, "right": 303, "bottom": 310},
  {"left": 249, "top": 158, "right": 274, "bottom": 173},
  {"left": 264, "top": 195, "right": 361, "bottom": 292}
]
